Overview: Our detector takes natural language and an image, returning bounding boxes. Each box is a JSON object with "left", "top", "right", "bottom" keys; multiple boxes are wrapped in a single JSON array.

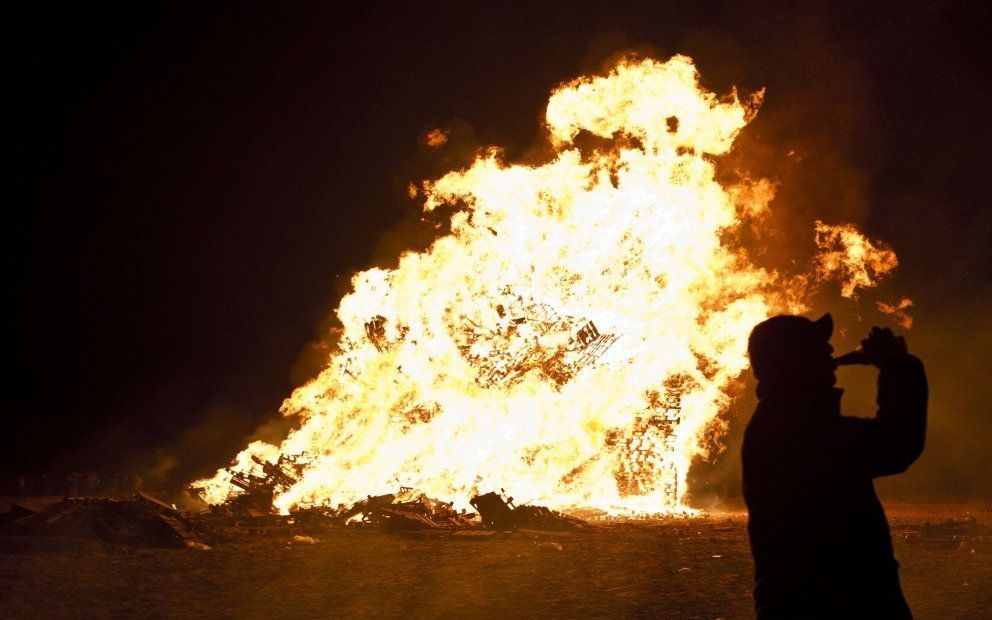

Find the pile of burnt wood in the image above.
[
  {"left": 188, "top": 453, "right": 585, "bottom": 536},
  {"left": 192, "top": 487, "right": 585, "bottom": 537},
  {"left": 469, "top": 491, "right": 587, "bottom": 531},
  {"left": 329, "top": 488, "right": 583, "bottom": 532},
  {"left": 2, "top": 455, "right": 588, "bottom": 549},
  {"left": 1, "top": 487, "right": 584, "bottom": 548},
  {"left": 0, "top": 492, "right": 201, "bottom": 548}
]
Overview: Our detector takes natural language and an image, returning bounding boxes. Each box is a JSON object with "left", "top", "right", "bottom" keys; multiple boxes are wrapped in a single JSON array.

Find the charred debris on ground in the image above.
[
  {"left": 0, "top": 462, "right": 591, "bottom": 549},
  {"left": 5, "top": 460, "right": 991, "bottom": 551},
  {"left": 3, "top": 488, "right": 991, "bottom": 552}
]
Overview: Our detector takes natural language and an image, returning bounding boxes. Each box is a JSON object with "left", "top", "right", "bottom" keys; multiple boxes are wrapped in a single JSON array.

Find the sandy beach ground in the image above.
[{"left": 1, "top": 501, "right": 989, "bottom": 619}]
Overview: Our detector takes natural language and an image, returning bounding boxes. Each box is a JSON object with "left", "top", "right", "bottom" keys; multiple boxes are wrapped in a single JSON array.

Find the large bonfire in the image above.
[{"left": 193, "top": 55, "right": 901, "bottom": 515}]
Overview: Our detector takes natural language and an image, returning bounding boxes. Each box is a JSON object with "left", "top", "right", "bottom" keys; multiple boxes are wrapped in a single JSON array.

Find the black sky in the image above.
[{"left": 7, "top": 3, "right": 991, "bottom": 497}]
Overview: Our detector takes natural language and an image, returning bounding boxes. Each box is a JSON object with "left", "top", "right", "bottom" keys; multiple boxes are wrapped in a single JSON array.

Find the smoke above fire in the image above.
[{"left": 192, "top": 55, "right": 906, "bottom": 515}]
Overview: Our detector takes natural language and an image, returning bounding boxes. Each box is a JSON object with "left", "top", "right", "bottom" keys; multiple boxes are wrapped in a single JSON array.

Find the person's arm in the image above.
[
  {"left": 833, "top": 328, "right": 928, "bottom": 478},
  {"left": 870, "top": 352, "right": 927, "bottom": 476}
]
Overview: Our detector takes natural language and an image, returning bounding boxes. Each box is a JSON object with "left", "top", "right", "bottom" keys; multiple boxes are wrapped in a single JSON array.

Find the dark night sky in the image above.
[{"left": 7, "top": 3, "right": 992, "bottom": 498}]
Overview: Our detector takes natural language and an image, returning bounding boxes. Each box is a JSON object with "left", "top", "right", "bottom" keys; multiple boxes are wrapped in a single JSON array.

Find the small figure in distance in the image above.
[{"left": 742, "top": 314, "right": 927, "bottom": 619}]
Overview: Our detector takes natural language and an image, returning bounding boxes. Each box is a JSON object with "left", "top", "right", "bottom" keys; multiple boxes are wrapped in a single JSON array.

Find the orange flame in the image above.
[
  {"left": 813, "top": 221, "right": 899, "bottom": 299},
  {"left": 193, "top": 56, "right": 904, "bottom": 515},
  {"left": 424, "top": 127, "right": 449, "bottom": 148},
  {"left": 877, "top": 297, "right": 914, "bottom": 329}
]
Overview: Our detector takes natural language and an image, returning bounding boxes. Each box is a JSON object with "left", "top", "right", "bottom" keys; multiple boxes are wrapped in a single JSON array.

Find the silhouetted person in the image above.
[{"left": 742, "top": 314, "right": 927, "bottom": 619}]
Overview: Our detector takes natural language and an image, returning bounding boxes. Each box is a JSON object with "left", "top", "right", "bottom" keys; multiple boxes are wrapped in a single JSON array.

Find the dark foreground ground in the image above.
[{"left": 1, "top": 501, "right": 989, "bottom": 619}]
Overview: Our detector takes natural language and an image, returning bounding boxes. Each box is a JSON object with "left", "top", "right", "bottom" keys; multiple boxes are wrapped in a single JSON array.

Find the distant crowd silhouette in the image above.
[{"left": 743, "top": 314, "right": 927, "bottom": 619}]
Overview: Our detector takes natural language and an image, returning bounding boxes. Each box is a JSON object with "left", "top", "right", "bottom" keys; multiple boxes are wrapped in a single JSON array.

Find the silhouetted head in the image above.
[{"left": 748, "top": 313, "right": 836, "bottom": 396}]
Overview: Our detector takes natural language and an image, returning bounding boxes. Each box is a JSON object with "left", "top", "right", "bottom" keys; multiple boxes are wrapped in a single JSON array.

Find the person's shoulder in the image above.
[{"left": 742, "top": 407, "right": 792, "bottom": 452}]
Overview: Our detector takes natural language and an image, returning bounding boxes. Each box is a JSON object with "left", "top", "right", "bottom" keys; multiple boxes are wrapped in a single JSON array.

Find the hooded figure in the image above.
[{"left": 742, "top": 314, "right": 927, "bottom": 619}]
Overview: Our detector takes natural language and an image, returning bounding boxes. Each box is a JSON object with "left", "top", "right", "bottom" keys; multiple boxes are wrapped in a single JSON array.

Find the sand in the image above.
[{"left": 1, "top": 502, "right": 989, "bottom": 619}]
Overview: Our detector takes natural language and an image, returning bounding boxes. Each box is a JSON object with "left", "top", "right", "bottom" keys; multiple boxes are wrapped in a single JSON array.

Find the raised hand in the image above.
[{"left": 861, "top": 326, "right": 908, "bottom": 367}]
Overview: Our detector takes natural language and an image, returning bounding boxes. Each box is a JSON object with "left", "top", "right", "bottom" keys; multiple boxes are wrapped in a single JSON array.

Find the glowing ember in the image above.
[
  {"left": 193, "top": 55, "right": 904, "bottom": 515},
  {"left": 424, "top": 127, "right": 449, "bottom": 147},
  {"left": 877, "top": 297, "right": 914, "bottom": 330}
]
